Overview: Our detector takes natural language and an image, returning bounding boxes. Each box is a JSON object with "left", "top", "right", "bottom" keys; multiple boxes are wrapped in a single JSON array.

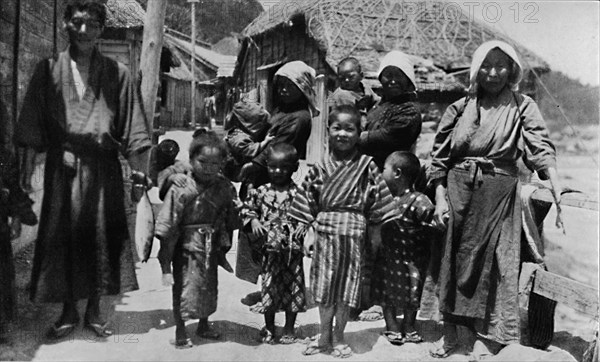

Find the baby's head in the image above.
[
  {"left": 266, "top": 143, "right": 299, "bottom": 187},
  {"left": 337, "top": 57, "right": 363, "bottom": 92},
  {"left": 382, "top": 151, "right": 421, "bottom": 195},
  {"left": 189, "top": 129, "right": 228, "bottom": 179},
  {"left": 328, "top": 105, "right": 361, "bottom": 156}
]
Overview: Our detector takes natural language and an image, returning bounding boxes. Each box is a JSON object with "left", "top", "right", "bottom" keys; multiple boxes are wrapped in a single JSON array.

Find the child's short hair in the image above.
[
  {"left": 328, "top": 104, "right": 362, "bottom": 131},
  {"left": 337, "top": 57, "right": 362, "bottom": 73},
  {"left": 385, "top": 151, "right": 421, "bottom": 185},
  {"left": 188, "top": 129, "right": 228, "bottom": 159},
  {"left": 64, "top": 0, "right": 107, "bottom": 27},
  {"left": 267, "top": 143, "right": 299, "bottom": 164},
  {"left": 158, "top": 139, "right": 180, "bottom": 160}
]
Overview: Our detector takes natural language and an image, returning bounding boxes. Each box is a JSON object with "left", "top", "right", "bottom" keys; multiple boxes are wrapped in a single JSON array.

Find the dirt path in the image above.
[{"left": 0, "top": 238, "right": 581, "bottom": 361}]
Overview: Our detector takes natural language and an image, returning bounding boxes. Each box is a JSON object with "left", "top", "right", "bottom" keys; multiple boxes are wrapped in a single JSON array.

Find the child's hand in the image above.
[
  {"left": 162, "top": 273, "right": 174, "bottom": 287},
  {"left": 170, "top": 174, "right": 190, "bottom": 188},
  {"left": 303, "top": 226, "right": 315, "bottom": 258},
  {"left": 261, "top": 134, "right": 275, "bottom": 148},
  {"left": 368, "top": 224, "right": 382, "bottom": 251},
  {"left": 433, "top": 199, "right": 449, "bottom": 227},
  {"left": 250, "top": 219, "right": 267, "bottom": 236}
]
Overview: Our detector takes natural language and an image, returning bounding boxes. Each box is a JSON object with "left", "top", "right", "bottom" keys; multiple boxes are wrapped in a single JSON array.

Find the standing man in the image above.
[{"left": 15, "top": 0, "right": 151, "bottom": 339}]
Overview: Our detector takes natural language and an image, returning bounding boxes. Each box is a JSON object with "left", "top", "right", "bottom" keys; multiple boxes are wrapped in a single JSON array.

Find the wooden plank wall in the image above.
[{"left": 240, "top": 27, "right": 331, "bottom": 94}]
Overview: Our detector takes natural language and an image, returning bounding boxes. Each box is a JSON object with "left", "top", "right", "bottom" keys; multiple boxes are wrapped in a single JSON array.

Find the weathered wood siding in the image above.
[{"left": 239, "top": 25, "right": 332, "bottom": 97}]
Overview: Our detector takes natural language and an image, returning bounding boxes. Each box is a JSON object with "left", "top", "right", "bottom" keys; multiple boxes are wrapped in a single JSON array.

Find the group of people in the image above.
[{"left": 1, "top": 0, "right": 562, "bottom": 360}]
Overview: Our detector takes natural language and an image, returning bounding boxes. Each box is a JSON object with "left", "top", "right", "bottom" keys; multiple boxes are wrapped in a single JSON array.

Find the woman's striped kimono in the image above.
[{"left": 289, "top": 153, "right": 396, "bottom": 308}]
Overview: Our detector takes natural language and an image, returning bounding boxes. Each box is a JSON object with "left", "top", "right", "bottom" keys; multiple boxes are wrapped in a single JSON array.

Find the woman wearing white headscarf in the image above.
[
  {"left": 360, "top": 50, "right": 422, "bottom": 169},
  {"left": 357, "top": 50, "right": 422, "bottom": 323},
  {"left": 428, "top": 41, "right": 561, "bottom": 358}
]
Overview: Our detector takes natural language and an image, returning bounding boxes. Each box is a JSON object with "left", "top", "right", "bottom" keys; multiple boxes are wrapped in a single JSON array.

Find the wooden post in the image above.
[
  {"left": 189, "top": 0, "right": 199, "bottom": 129},
  {"left": 306, "top": 74, "right": 327, "bottom": 164},
  {"left": 139, "top": 0, "right": 168, "bottom": 137}
]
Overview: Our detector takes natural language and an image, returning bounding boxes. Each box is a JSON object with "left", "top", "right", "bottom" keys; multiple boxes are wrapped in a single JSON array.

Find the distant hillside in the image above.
[
  {"left": 139, "top": 0, "right": 263, "bottom": 44},
  {"left": 537, "top": 71, "right": 599, "bottom": 132}
]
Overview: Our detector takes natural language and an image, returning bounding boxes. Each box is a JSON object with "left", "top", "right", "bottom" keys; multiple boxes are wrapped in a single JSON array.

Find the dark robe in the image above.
[
  {"left": 15, "top": 48, "right": 151, "bottom": 302},
  {"left": 360, "top": 95, "right": 422, "bottom": 169}
]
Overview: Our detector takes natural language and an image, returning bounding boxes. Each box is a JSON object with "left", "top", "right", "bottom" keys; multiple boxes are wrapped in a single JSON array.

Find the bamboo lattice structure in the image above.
[{"left": 243, "top": 0, "right": 549, "bottom": 91}]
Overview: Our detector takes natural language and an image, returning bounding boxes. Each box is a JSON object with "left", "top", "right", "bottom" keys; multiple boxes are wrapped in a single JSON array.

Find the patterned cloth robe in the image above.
[
  {"left": 289, "top": 153, "right": 396, "bottom": 308},
  {"left": 155, "top": 175, "right": 240, "bottom": 320},
  {"left": 371, "top": 190, "right": 437, "bottom": 310},
  {"left": 430, "top": 88, "right": 556, "bottom": 344},
  {"left": 240, "top": 183, "right": 305, "bottom": 313},
  {"left": 15, "top": 48, "right": 151, "bottom": 302}
]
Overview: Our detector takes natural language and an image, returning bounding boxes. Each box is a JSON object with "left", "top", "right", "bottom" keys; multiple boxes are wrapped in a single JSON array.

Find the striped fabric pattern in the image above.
[
  {"left": 289, "top": 154, "right": 396, "bottom": 236},
  {"left": 288, "top": 153, "right": 398, "bottom": 307},
  {"left": 311, "top": 232, "right": 362, "bottom": 308}
]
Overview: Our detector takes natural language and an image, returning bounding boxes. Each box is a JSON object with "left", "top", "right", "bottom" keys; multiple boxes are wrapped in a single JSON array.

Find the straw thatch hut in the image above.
[
  {"left": 97, "top": 0, "right": 146, "bottom": 81},
  {"left": 237, "top": 0, "right": 549, "bottom": 98},
  {"left": 233, "top": 0, "right": 550, "bottom": 162}
]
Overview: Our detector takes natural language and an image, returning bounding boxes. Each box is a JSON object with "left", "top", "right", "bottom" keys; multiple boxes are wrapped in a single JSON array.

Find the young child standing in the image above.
[
  {"left": 236, "top": 60, "right": 318, "bottom": 287},
  {"left": 155, "top": 130, "right": 241, "bottom": 348},
  {"left": 372, "top": 151, "right": 439, "bottom": 346},
  {"left": 240, "top": 143, "right": 305, "bottom": 344},
  {"left": 289, "top": 105, "right": 396, "bottom": 358}
]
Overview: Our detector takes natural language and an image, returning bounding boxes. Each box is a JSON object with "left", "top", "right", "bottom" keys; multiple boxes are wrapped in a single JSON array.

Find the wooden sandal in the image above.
[
  {"left": 382, "top": 331, "right": 404, "bottom": 346},
  {"left": 330, "top": 344, "right": 353, "bottom": 358},
  {"left": 430, "top": 341, "right": 458, "bottom": 358},
  {"left": 302, "top": 341, "right": 332, "bottom": 355},
  {"left": 404, "top": 330, "right": 423, "bottom": 343},
  {"left": 171, "top": 338, "right": 193, "bottom": 349}
]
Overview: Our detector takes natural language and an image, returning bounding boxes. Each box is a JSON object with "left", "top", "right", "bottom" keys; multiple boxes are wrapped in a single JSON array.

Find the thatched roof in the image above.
[
  {"left": 243, "top": 0, "right": 549, "bottom": 75},
  {"left": 104, "top": 0, "right": 145, "bottom": 29}
]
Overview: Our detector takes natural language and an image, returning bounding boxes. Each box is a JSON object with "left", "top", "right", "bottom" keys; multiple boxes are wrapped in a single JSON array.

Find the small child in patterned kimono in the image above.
[
  {"left": 240, "top": 143, "right": 305, "bottom": 344},
  {"left": 373, "top": 151, "right": 439, "bottom": 346},
  {"left": 155, "top": 130, "right": 241, "bottom": 349}
]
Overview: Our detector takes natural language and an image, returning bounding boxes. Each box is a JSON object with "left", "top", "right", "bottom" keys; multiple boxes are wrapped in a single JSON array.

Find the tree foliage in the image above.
[
  {"left": 537, "top": 71, "right": 600, "bottom": 132},
  {"left": 139, "top": 0, "right": 263, "bottom": 44}
]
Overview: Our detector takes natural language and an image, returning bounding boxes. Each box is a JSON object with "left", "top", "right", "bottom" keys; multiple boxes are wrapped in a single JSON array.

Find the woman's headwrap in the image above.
[
  {"left": 469, "top": 40, "right": 523, "bottom": 93},
  {"left": 377, "top": 50, "right": 417, "bottom": 91},
  {"left": 274, "top": 61, "right": 320, "bottom": 117},
  {"left": 224, "top": 100, "right": 270, "bottom": 140}
]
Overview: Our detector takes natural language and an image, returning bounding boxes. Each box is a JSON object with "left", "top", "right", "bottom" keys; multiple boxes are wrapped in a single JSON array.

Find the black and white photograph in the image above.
[{"left": 0, "top": 0, "right": 598, "bottom": 360}]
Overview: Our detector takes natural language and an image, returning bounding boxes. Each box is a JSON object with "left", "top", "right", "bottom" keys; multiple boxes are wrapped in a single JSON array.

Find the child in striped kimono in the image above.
[
  {"left": 372, "top": 151, "right": 439, "bottom": 346},
  {"left": 289, "top": 105, "right": 396, "bottom": 358},
  {"left": 240, "top": 143, "right": 305, "bottom": 344},
  {"left": 155, "top": 130, "right": 241, "bottom": 349}
]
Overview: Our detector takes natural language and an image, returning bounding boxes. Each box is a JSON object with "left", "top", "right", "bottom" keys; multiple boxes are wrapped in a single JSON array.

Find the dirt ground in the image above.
[{"left": 0, "top": 131, "right": 596, "bottom": 361}]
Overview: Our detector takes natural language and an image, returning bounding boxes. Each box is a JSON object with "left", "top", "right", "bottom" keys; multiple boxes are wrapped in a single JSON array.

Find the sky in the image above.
[{"left": 257, "top": 0, "right": 600, "bottom": 86}]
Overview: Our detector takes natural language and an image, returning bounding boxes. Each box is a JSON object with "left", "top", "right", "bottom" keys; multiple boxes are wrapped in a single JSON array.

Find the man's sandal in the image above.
[{"left": 47, "top": 322, "right": 78, "bottom": 340}]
